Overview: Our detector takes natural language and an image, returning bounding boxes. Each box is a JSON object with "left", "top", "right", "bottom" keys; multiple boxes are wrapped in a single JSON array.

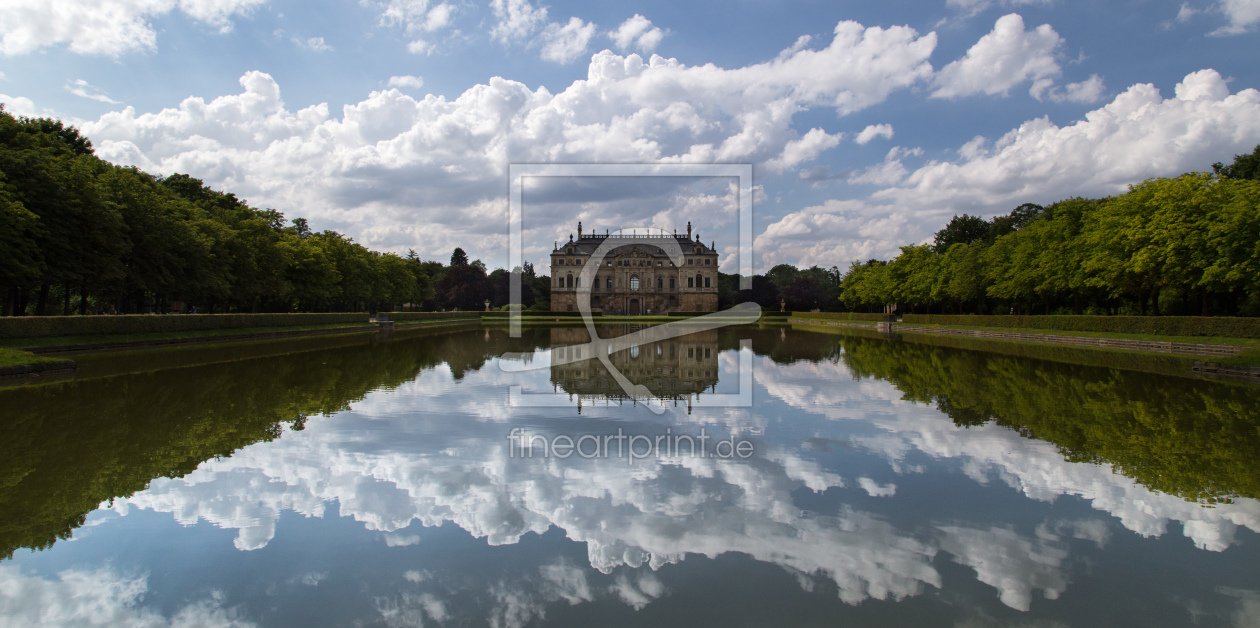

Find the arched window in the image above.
[
  {"left": 566, "top": 274, "right": 573, "bottom": 288},
  {"left": 695, "top": 273, "right": 702, "bottom": 289},
  {"left": 656, "top": 277, "right": 662, "bottom": 290},
  {"left": 630, "top": 274, "right": 640, "bottom": 290}
]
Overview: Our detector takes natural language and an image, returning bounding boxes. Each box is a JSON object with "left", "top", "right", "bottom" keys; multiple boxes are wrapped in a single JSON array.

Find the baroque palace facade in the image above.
[{"left": 550, "top": 222, "right": 719, "bottom": 314}]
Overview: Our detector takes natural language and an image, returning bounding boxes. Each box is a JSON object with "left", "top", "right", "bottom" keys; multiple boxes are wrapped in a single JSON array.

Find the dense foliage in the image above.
[
  {"left": 718, "top": 264, "right": 843, "bottom": 311},
  {"left": 1, "top": 108, "right": 442, "bottom": 316},
  {"left": 838, "top": 148, "right": 1260, "bottom": 317}
]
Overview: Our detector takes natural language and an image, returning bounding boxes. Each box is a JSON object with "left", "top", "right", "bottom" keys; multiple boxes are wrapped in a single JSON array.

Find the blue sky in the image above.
[{"left": 2, "top": 0, "right": 1259, "bottom": 273}]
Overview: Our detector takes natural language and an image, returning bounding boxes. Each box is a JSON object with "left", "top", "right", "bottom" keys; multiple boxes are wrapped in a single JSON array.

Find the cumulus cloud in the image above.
[
  {"left": 932, "top": 14, "right": 1062, "bottom": 100},
  {"left": 757, "top": 68, "right": 1260, "bottom": 268},
  {"left": 490, "top": 0, "right": 549, "bottom": 43},
  {"left": 387, "top": 75, "right": 425, "bottom": 89},
  {"left": 766, "top": 127, "right": 843, "bottom": 172},
  {"left": 69, "top": 18, "right": 936, "bottom": 265},
  {"left": 371, "top": 0, "right": 457, "bottom": 54},
  {"left": 0, "top": 0, "right": 264, "bottom": 56},
  {"left": 855, "top": 123, "right": 894, "bottom": 145},
  {"left": 883, "top": 69, "right": 1260, "bottom": 210},
  {"left": 375, "top": 0, "right": 455, "bottom": 32},
  {"left": 1212, "top": 0, "right": 1260, "bottom": 34},
  {"left": 609, "top": 14, "right": 665, "bottom": 52},
  {"left": 1046, "top": 73, "right": 1106, "bottom": 103},
  {"left": 539, "top": 17, "right": 596, "bottom": 64}
]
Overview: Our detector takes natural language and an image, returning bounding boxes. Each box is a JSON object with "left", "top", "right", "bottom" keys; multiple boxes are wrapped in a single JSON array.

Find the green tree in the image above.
[
  {"left": 1212, "top": 144, "right": 1260, "bottom": 180},
  {"left": 933, "top": 214, "right": 990, "bottom": 253}
]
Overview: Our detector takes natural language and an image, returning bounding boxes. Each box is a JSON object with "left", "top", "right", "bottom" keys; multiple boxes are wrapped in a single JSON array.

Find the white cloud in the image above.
[
  {"left": 939, "top": 525, "right": 1068, "bottom": 611},
  {"left": 858, "top": 477, "right": 897, "bottom": 497},
  {"left": 883, "top": 69, "right": 1260, "bottom": 209},
  {"left": 611, "top": 572, "right": 664, "bottom": 610},
  {"left": 609, "top": 14, "right": 665, "bottom": 53},
  {"left": 371, "top": 0, "right": 457, "bottom": 53},
  {"left": 766, "top": 127, "right": 843, "bottom": 172},
  {"left": 0, "top": 0, "right": 263, "bottom": 56},
  {"left": 539, "top": 17, "right": 596, "bottom": 64},
  {"left": 298, "top": 36, "right": 334, "bottom": 52},
  {"left": 931, "top": 13, "right": 1062, "bottom": 100},
  {"left": 855, "top": 123, "right": 894, "bottom": 145},
  {"left": 1177, "top": 2, "right": 1199, "bottom": 22},
  {"left": 66, "top": 78, "right": 121, "bottom": 104},
  {"left": 849, "top": 159, "right": 909, "bottom": 186},
  {"left": 489, "top": 0, "right": 549, "bottom": 43},
  {"left": 387, "top": 75, "right": 425, "bottom": 89},
  {"left": 384, "top": 533, "right": 420, "bottom": 546},
  {"left": 0, "top": 565, "right": 256, "bottom": 627},
  {"left": 69, "top": 18, "right": 936, "bottom": 264},
  {"left": 421, "top": 2, "right": 454, "bottom": 31},
  {"left": 1212, "top": 0, "right": 1260, "bottom": 34},
  {"left": 1047, "top": 73, "right": 1105, "bottom": 103},
  {"left": 406, "top": 38, "right": 435, "bottom": 54},
  {"left": 757, "top": 68, "right": 1260, "bottom": 268}
]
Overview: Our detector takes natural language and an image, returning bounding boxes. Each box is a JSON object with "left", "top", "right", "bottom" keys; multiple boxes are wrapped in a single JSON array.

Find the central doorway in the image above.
[{"left": 629, "top": 299, "right": 640, "bottom": 315}]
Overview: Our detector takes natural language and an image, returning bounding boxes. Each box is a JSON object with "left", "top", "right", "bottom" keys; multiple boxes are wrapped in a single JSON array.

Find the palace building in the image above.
[{"left": 550, "top": 221, "right": 719, "bottom": 314}]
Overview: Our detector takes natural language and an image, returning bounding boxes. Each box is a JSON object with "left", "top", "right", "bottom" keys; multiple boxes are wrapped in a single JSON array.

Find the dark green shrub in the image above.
[
  {"left": 900, "top": 314, "right": 1260, "bottom": 338},
  {"left": 0, "top": 313, "right": 369, "bottom": 339}
]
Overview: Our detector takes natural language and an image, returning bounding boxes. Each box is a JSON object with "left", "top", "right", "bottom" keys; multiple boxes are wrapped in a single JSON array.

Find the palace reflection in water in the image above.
[
  {"left": 548, "top": 326, "right": 719, "bottom": 410},
  {"left": 0, "top": 323, "right": 1257, "bottom": 627}
]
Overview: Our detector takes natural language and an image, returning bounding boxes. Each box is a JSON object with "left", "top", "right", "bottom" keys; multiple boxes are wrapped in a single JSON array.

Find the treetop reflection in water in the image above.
[{"left": 0, "top": 325, "right": 1256, "bottom": 627}]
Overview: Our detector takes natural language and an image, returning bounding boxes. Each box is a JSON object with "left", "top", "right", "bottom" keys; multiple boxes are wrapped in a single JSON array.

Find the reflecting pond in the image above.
[{"left": 1, "top": 323, "right": 1258, "bottom": 627}]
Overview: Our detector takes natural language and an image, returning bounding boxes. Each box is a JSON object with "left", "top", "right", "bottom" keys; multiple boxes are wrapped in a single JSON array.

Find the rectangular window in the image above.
[
  {"left": 705, "top": 259, "right": 711, "bottom": 265},
  {"left": 606, "top": 277, "right": 612, "bottom": 290},
  {"left": 704, "top": 277, "right": 711, "bottom": 288},
  {"left": 657, "top": 277, "right": 662, "bottom": 290},
  {"left": 669, "top": 278, "right": 675, "bottom": 290},
  {"left": 687, "top": 277, "right": 694, "bottom": 288},
  {"left": 688, "top": 259, "right": 693, "bottom": 265}
]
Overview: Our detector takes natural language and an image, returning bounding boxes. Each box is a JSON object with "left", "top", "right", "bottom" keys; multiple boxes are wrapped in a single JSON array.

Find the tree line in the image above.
[
  {"left": 836, "top": 146, "right": 1260, "bottom": 317},
  {"left": 0, "top": 108, "right": 555, "bottom": 316}
]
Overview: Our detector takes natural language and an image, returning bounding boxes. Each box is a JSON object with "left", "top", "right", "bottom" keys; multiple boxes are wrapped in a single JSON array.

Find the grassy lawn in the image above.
[
  {"left": 888, "top": 322, "right": 1260, "bottom": 348},
  {"left": 1216, "top": 350, "right": 1260, "bottom": 367},
  {"left": 0, "top": 347, "right": 70, "bottom": 368},
  {"left": 1, "top": 322, "right": 379, "bottom": 349}
]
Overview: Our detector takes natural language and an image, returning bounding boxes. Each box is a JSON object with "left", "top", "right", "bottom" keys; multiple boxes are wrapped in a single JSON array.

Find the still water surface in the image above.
[{"left": 1, "top": 323, "right": 1258, "bottom": 627}]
